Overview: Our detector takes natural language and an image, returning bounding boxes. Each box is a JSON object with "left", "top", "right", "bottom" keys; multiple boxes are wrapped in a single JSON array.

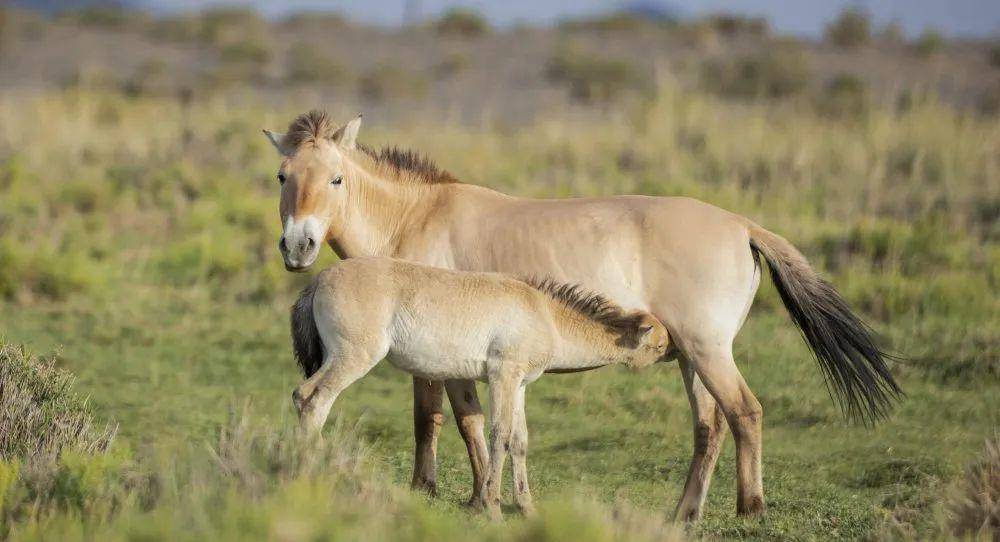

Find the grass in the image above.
[{"left": 0, "top": 84, "right": 997, "bottom": 539}]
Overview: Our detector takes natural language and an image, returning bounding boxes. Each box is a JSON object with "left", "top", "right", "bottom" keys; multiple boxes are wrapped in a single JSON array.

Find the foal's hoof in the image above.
[{"left": 486, "top": 504, "right": 503, "bottom": 522}]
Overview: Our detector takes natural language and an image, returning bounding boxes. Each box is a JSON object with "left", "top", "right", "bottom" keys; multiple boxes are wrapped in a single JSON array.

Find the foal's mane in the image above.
[
  {"left": 282, "top": 110, "right": 458, "bottom": 185},
  {"left": 522, "top": 277, "right": 648, "bottom": 345}
]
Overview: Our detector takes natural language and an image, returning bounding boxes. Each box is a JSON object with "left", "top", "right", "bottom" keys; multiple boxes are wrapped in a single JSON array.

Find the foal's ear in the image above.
[
  {"left": 332, "top": 114, "right": 362, "bottom": 150},
  {"left": 262, "top": 130, "right": 290, "bottom": 156}
]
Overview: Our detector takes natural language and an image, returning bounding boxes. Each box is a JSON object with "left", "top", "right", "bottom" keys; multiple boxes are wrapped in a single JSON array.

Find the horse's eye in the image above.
[
  {"left": 331, "top": 174, "right": 343, "bottom": 186},
  {"left": 277, "top": 173, "right": 286, "bottom": 185}
]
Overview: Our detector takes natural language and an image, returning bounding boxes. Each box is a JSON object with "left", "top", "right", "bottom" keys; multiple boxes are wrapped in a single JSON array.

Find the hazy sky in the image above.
[{"left": 133, "top": 0, "right": 999, "bottom": 38}]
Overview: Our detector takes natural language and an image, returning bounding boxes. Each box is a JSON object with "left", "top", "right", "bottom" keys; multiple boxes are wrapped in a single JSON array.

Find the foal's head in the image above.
[
  {"left": 263, "top": 111, "right": 362, "bottom": 271},
  {"left": 626, "top": 312, "right": 670, "bottom": 369}
]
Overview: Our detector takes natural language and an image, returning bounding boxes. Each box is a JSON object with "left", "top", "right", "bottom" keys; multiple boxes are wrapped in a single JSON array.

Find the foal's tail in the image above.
[
  {"left": 747, "top": 222, "right": 902, "bottom": 424},
  {"left": 291, "top": 280, "right": 324, "bottom": 377}
]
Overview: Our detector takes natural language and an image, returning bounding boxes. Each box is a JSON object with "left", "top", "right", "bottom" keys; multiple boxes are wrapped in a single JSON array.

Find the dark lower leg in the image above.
[
  {"left": 445, "top": 380, "right": 489, "bottom": 506},
  {"left": 674, "top": 361, "right": 728, "bottom": 522},
  {"left": 411, "top": 377, "right": 445, "bottom": 495}
]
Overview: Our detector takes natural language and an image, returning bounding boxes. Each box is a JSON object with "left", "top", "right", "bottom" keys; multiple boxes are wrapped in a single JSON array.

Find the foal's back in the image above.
[{"left": 312, "top": 257, "right": 557, "bottom": 381}]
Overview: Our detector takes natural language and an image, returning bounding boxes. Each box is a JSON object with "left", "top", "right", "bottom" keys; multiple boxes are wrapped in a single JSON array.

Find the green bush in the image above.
[
  {"left": 546, "top": 49, "right": 647, "bottom": 104},
  {"left": 914, "top": 29, "right": 945, "bottom": 57},
  {"left": 219, "top": 37, "right": 271, "bottom": 66},
  {"left": 558, "top": 12, "right": 652, "bottom": 33},
  {"left": 991, "top": 45, "right": 1000, "bottom": 69},
  {"left": 358, "top": 64, "right": 428, "bottom": 102},
  {"left": 706, "top": 14, "right": 769, "bottom": 38},
  {"left": 825, "top": 8, "right": 871, "bottom": 48},
  {"left": 702, "top": 45, "right": 810, "bottom": 99},
  {"left": 435, "top": 8, "right": 489, "bottom": 38},
  {"left": 286, "top": 43, "right": 350, "bottom": 84},
  {"left": 814, "top": 73, "right": 870, "bottom": 119}
]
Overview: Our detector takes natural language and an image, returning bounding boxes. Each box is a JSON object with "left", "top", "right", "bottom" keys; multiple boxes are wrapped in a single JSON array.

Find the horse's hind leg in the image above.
[
  {"left": 411, "top": 378, "right": 445, "bottom": 495},
  {"left": 510, "top": 384, "right": 535, "bottom": 516},
  {"left": 687, "top": 344, "right": 765, "bottom": 516},
  {"left": 445, "top": 379, "right": 489, "bottom": 507},
  {"left": 673, "top": 359, "right": 729, "bottom": 522},
  {"left": 296, "top": 343, "right": 384, "bottom": 434}
]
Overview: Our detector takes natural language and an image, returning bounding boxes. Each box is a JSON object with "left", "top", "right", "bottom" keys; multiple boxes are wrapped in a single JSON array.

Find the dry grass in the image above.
[
  {"left": 947, "top": 437, "right": 1000, "bottom": 540},
  {"left": 0, "top": 341, "right": 115, "bottom": 461}
]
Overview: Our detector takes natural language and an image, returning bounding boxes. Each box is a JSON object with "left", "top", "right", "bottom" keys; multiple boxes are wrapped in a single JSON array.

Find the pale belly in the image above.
[{"left": 384, "top": 346, "right": 491, "bottom": 382}]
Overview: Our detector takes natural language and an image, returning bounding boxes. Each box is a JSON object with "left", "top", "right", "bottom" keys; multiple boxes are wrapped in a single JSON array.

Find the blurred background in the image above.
[{"left": 0, "top": 2, "right": 997, "bottom": 541}]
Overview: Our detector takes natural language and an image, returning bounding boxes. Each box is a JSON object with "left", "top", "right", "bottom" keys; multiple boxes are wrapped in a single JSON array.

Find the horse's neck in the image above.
[
  {"left": 548, "top": 311, "right": 622, "bottom": 370},
  {"left": 332, "top": 170, "right": 445, "bottom": 259}
]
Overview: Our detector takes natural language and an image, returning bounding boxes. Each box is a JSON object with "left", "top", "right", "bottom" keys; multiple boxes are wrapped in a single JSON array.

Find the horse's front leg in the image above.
[
  {"left": 411, "top": 377, "right": 445, "bottom": 495},
  {"left": 481, "top": 372, "right": 520, "bottom": 521},
  {"left": 445, "top": 379, "right": 489, "bottom": 507},
  {"left": 510, "top": 384, "right": 535, "bottom": 516}
]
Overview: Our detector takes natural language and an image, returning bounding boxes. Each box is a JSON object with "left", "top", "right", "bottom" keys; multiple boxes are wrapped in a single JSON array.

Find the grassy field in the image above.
[{"left": 0, "top": 83, "right": 997, "bottom": 540}]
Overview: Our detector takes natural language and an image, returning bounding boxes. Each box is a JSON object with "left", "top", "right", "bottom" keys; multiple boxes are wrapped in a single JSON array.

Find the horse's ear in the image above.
[
  {"left": 332, "top": 114, "right": 362, "bottom": 150},
  {"left": 262, "top": 130, "right": 290, "bottom": 156}
]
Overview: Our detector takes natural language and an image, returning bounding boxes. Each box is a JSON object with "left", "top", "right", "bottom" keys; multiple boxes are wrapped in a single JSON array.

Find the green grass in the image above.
[{"left": 0, "top": 86, "right": 997, "bottom": 539}]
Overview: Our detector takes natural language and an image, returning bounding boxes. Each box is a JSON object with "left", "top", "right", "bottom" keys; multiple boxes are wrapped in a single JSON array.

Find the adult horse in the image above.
[{"left": 263, "top": 110, "right": 900, "bottom": 519}]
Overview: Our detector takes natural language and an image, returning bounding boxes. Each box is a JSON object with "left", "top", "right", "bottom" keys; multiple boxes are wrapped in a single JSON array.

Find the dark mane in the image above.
[
  {"left": 281, "top": 110, "right": 458, "bottom": 185},
  {"left": 522, "top": 277, "right": 648, "bottom": 347},
  {"left": 282, "top": 110, "right": 338, "bottom": 150},
  {"left": 357, "top": 143, "right": 459, "bottom": 184}
]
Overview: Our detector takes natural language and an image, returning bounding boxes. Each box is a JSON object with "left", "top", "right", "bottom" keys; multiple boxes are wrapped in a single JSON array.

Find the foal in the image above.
[{"left": 289, "top": 257, "right": 670, "bottom": 519}]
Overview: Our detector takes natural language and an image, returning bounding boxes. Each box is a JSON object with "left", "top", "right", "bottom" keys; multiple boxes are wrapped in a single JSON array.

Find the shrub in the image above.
[
  {"left": 558, "top": 12, "right": 650, "bottom": 33},
  {"left": 702, "top": 45, "right": 810, "bottom": 99},
  {"left": 286, "top": 43, "right": 350, "bottom": 84},
  {"left": 0, "top": 342, "right": 116, "bottom": 461},
  {"left": 199, "top": 7, "right": 267, "bottom": 46},
  {"left": 546, "top": 49, "right": 647, "bottom": 104},
  {"left": 814, "top": 73, "right": 870, "bottom": 119},
  {"left": 435, "top": 8, "right": 489, "bottom": 38},
  {"left": 825, "top": 7, "right": 871, "bottom": 48},
  {"left": 57, "top": 5, "right": 148, "bottom": 30},
  {"left": 914, "top": 29, "right": 945, "bottom": 57},
  {"left": 991, "top": 45, "right": 1000, "bottom": 69},
  {"left": 219, "top": 37, "right": 271, "bottom": 66},
  {"left": 706, "top": 13, "right": 769, "bottom": 38},
  {"left": 358, "top": 64, "right": 427, "bottom": 102},
  {"left": 947, "top": 436, "right": 1000, "bottom": 539}
]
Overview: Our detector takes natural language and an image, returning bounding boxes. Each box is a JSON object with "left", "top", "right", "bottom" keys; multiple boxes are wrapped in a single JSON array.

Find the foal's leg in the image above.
[
  {"left": 688, "top": 344, "right": 765, "bottom": 517},
  {"left": 411, "top": 377, "right": 445, "bottom": 495},
  {"left": 673, "top": 357, "right": 729, "bottom": 522},
  {"left": 481, "top": 372, "right": 520, "bottom": 521},
  {"left": 295, "top": 346, "right": 382, "bottom": 435},
  {"left": 445, "top": 379, "right": 489, "bottom": 507},
  {"left": 510, "top": 384, "right": 535, "bottom": 516}
]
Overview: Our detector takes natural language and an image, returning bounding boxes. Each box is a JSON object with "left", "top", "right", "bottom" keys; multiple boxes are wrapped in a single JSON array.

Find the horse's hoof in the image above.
[
  {"left": 737, "top": 496, "right": 767, "bottom": 517},
  {"left": 410, "top": 477, "right": 438, "bottom": 497}
]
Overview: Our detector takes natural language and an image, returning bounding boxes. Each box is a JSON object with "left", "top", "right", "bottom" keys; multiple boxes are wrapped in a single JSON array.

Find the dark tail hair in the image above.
[
  {"left": 290, "top": 281, "right": 324, "bottom": 377},
  {"left": 747, "top": 222, "right": 902, "bottom": 424}
]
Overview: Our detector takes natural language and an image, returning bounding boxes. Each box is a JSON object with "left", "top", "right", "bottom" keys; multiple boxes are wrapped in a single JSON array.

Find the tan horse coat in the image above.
[
  {"left": 289, "top": 257, "right": 670, "bottom": 519},
  {"left": 264, "top": 111, "right": 900, "bottom": 519}
]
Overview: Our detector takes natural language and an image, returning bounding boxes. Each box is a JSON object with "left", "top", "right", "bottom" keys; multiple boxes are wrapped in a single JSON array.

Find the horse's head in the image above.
[{"left": 263, "top": 113, "right": 362, "bottom": 271}]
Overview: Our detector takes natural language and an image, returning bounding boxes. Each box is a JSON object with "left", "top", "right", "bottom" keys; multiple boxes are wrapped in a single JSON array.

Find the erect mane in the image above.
[
  {"left": 522, "top": 277, "right": 648, "bottom": 346},
  {"left": 281, "top": 109, "right": 339, "bottom": 150},
  {"left": 281, "top": 110, "right": 459, "bottom": 185},
  {"left": 357, "top": 144, "right": 459, "bottom": 185}
]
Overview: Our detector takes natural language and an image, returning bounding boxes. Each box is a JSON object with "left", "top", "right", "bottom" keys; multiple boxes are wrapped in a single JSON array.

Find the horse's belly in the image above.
[{"left": 385, "top": 346, "right": 488, "bottom": 382}]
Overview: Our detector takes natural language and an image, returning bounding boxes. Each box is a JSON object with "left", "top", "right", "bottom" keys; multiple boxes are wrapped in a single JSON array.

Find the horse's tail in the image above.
[
  {"left": 291, "top": 280, "right": 324, "bottom": 377},
  {"left": 747, "top": 221, "right": 902, "bottom": 424}
]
